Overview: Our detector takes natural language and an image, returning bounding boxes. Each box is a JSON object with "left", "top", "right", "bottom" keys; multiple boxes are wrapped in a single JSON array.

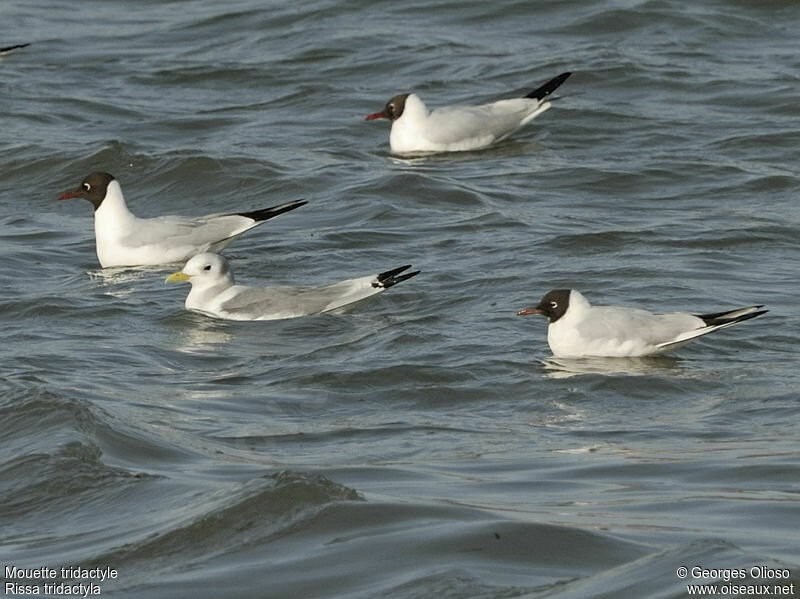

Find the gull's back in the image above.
[{"left": 215, "top": 275, "right": 385, "bottom": 321}]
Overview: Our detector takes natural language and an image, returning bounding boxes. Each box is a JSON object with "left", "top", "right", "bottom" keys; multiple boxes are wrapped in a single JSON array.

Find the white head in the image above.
[{"left": 166, "top": 252, "right": 235, "bottom": 289}]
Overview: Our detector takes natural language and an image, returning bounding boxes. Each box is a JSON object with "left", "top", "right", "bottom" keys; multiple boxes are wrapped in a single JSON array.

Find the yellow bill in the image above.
[{"left": 165, "top": 271, "right": 191, "bottom": 283}]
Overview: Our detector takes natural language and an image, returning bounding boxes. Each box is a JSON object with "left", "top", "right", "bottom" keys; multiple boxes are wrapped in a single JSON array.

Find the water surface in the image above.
[{"left": 1, "top": 0, "right": 798, "bottom": 597}]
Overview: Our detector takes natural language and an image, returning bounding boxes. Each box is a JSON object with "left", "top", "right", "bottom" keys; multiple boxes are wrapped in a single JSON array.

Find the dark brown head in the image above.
[
  {"left": 517, "top": 289, "right": 572, "bottom": 323},
  {"left": 365, "top": 93, "right": 410, "bottom": 121},
  {"left": 58, "top": 172, "right": 116, "bottom": 210}
]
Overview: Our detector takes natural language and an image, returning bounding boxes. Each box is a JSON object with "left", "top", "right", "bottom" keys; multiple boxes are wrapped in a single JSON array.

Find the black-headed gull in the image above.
[
  {"left": 365, "top": 72, "right": 571, "bottom": 154},
  {"left": 166, "top": 252, "right": 419, "bottom": 321},
  {"left": 59, "top": 172, "right": 306, "bottom": 268},
  {"left": 518, "top": 289, "right": 767, "bottom": 358}
]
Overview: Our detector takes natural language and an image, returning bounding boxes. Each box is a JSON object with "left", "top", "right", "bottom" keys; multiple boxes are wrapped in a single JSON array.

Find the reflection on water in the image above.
[
  {"left": 88, "top": 265, "right": 171, "bottom": 283},
  {"left": 388, "top": 154, "right": 436, "bottom": 166},
  {"left": 168, "top": 313, "right": 234, "bottom": 354},
  {"left": 386, "top": 140, "right": 544, "bottom": 165},
  {"left": 540, "top": 355, "right": 685, "bottom": 379},
  {"left": 88, "top": 266, "right": 171, "bottom": 298}
]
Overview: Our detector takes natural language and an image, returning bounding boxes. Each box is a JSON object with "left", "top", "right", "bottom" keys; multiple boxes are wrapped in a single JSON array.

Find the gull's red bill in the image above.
[{"left": 58, "top": 190, "right": 82, "bottom": 200}]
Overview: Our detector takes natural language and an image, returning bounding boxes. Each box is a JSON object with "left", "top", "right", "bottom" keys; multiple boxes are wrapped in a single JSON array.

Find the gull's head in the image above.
[
  {"left": 59, "top": 172, "right": 116, "bottom": 210},
  {"left": 365, "top": 93, "right": 410, "bottom": 121},
  {"left": 166, "top": 253, "right": 233, "bottom": 286},
  {"left": 517, "top": 289, "right": 572, "bottom": 323}
]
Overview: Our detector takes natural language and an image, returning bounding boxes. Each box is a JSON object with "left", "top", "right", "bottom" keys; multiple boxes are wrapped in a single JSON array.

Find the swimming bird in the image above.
[
  {"left": 365, "top": 72, "right": 571, "bottom": 155},
  {"left": 517, "top": 289, "right": 767, "bottom": 358},
  {"left": 58, "top": 172, "right": 306, "bottom": 268},
  {"left": 166, "top": 252, "right": 419, "bottom": 321}
]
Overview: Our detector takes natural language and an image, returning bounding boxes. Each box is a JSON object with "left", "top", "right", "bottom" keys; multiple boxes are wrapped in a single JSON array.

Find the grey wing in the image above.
[
  {"left": 426, "top": 103, "right": 531, "bottom": 145},
  {"left": 121, "top": 214, "right": 250, "bottom": 249},
  {"left": 576, "top": 307, "right": 701, "bottom": 346},
  {"left": 218, "top": 285, "right": 330, "bottom": 319},
  {"left": 219, "top": 276, "right": 384, "bottom": 319}
]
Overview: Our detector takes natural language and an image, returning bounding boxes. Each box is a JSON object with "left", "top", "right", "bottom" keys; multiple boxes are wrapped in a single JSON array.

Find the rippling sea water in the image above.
[{"left": 1, "top": 0, "right": 798, "bottom": 597}]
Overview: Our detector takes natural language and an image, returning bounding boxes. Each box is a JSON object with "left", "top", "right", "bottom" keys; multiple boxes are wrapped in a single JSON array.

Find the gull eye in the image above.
[
  {"left": 83, "top": 182, "right": 91, "bottom": 191},
  {"left": 549, "top": 301, "right": 558, "bottom": 309},
  {"left": 203, "top": 264, "right": 211, "bottom": 271}
]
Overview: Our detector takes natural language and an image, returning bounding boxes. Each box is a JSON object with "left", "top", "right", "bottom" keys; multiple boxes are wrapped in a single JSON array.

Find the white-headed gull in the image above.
[
  {"left": 166, "top": 252, "right": 419, "bottom": 321},
  {"left": 365, "top": 72, "right": 571, "bottom": 155},
  {"left": 59, "top": 172, "right": 306, "bottom": 268},
  {"left": 518, "top": 289, "right": 767, "bottom": 358}
]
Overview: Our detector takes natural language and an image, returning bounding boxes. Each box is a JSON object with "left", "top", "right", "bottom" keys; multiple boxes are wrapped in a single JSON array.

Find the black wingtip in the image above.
[
  {"left": 525, "top": 71, "right": 572, "bottom": 101},
  {"left": 698, "top": 307, "right": 768, "bottom": 327},
  {"left": 0, "top": 43, "right": 30, "bottom": 54},
  {"left": 732, "top": 309, "right": 769, "bottom": 324},
  {"left": 237, "top": 199, "right": 307, "bottom": 222},
  {"left": 373, "top": 265, "right": 420, "bottom": 289}
]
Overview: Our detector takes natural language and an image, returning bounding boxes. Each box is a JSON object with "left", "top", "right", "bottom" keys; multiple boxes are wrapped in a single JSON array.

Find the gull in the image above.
[
  {"left": 365, "top": 71, "right": 571, "bottom": 154},
  {"left": 166, "top": 252, "right": 419, "bottom": 321},
  {"left": 59, "top": 172, "right": 306, "bottom": 268},
  {"left": 517, "top": 289, "right": 767, "bottom": 358}
]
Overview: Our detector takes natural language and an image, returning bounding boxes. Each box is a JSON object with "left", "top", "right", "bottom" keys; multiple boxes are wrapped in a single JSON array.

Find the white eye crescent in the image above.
[
  {"left": 83, "top": 183, "right": 91, "bottom": 191},
  {"left": 549, "top": 301, "right": 558, "bottom": 308}
]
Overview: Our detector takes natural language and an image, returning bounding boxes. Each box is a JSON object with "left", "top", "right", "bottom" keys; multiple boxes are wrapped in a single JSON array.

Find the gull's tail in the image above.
[
  {"left": 374, "top": 265, "right": 420, "bottom": 289},
  {"left": 237, "top": 199, "right": 307, "bottom": 222},
  {"left": 319, "top": 265, "right": 420, "bottom": 314},
  {"left": 656, "top": 305, "right": 768, "bottom": 350},
  {"left": 525, "top": 72, "right": 572, "bottom": 101},
  {"left": 696, "top": 305, "right": 768, "bottom": 327}
]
